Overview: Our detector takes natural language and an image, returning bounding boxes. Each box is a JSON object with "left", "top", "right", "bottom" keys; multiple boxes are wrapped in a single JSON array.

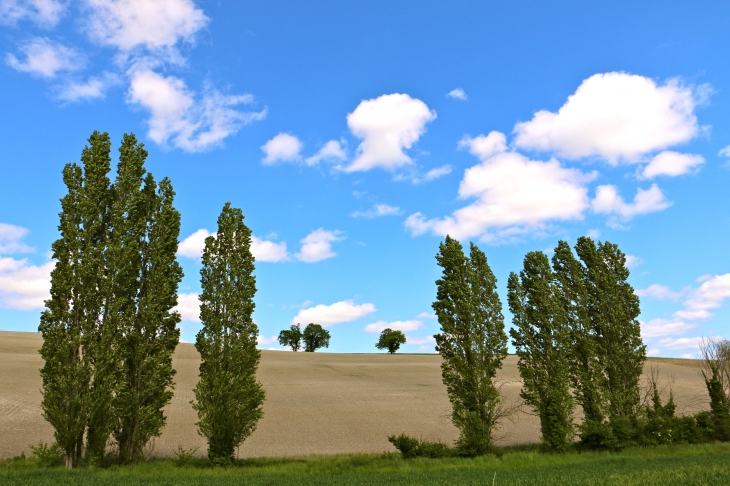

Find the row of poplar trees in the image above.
[
  {"left": 39, "top": 132, "right": 264, "bottom": 468},
  {"left": 433, "top": 235, "right": 644, "bottom": 454}
]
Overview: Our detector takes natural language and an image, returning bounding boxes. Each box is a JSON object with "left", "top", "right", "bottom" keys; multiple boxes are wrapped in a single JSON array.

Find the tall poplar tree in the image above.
[
  {"left": 508, "top": 251, "right": 574, "bottom": 451},
  {"left": 39, "top": 131, "right": 112, "bottom": 468},
  {"left": 109, "top": 135, "right": 183, "bottom": 463},
  {"left": 433, "top": 236, "right": 508, "bottom": 456},
  {"left": 553, "top": 237, "right": 645, "bottom": 430},
  {"left": 193, "top": 203, "right": 265, "bottom": 464}
]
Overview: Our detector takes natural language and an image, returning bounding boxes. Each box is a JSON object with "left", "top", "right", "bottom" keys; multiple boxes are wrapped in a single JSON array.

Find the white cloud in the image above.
[
  {"left": 458, "top": 131, "right": 507, "bottom": 160},
  {"left": 295, "top": 228, "right": 344, "bottom": 263},
  {"left": 175, "top": 292, "right": 199, "bottom": 322},
  {"left": 405, "top": 336, "right": 436, "bottom": 345},
  {"left": 343, "top": 93, "right": 436, "bottom": 172},
  {"left": 647, "top": 348, "right": 661, "bottom": 356},
  {"left": 719, "top": 146, "right": 730, "bottom": 157},
  {"left": 658, "top": 336, "right": 710, "bottom": 351},
  {"left": 0, "top": 0, "right": 66, "bottom": 28},
  {"left": 625, "top": 255, "right": 643, "bottom": 268},
  {"left": 591, "top": 184, "right": 671, "bottom": 221},
  {"left": 513, "top": 72, "right": 702, "bottom": 163},
  {"left": 179, "top": 229, "right": 289, "bottom": 263},
  {"left": 683, "top": 273, "right": 730, "bottom": 318},
  {"left": 636, "top": 284, "right": 686, "bottom": 300},
  {"left": 641, "top": 318, "right": 697, "bottom": 339},
  {"left": 415, "top": 312, "right": 436, "bottom": 320},
  {"left": 6, "top": 37, "right": 83, "bottom": 78},
  {"left": 406, "top": 151, "right": 593, "bottom": 241},
  {"left": 305, "top": 139, "right": 347, "bottom": 166},
  {"left": 127, "top": 69, "right": 265, "bottom": 152},
  {"left": 257, "top": 335, "right": 278, "bottom": 346},
  {"left": 0, "top": 257, "right": 53, "bottom": 310},
  {"left": 351, "top": 203, "right": 402, "bottom": 219},
  {"left": 364, "top": 319, "right": 423, "bottom": 333},
  {"left": 411, "top": 165, "right": 453, "bottom": 184},
  {"left": 447, "top": 88, "right": 467, "bottom": 100},
  {"left": 0, "top": 223, "right": 33, "bottom": 254},
  {"left": 57, "top": 71, "right": 120, "bottom": 102},
  {"left": 251, "top": 236, "right": 289, "bottom": 263},
  {"left": 177, "top": 229, "right": 211, "bottom": 258},
  {"left": 261, "top": 133, "right": 303, "bottom": 164},
  {"left": 291, "top": 299, "right": 376, "bottom": 327},
  {"left": 84, "top": 0, "right": 208, "bottom": 57},
  {"left": 639, "top": 151, "right": 704, "bottom": 179}
]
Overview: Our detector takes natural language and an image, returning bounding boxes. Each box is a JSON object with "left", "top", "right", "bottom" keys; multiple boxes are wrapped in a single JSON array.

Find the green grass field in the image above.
[{"left": 2, "top": 443, "right": 729, "bottom": 485}]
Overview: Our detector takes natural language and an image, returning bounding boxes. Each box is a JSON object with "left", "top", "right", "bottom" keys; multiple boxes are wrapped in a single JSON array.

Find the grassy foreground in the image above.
[{"left": 1, "top": 443, "right": 729, "bottom": 485}]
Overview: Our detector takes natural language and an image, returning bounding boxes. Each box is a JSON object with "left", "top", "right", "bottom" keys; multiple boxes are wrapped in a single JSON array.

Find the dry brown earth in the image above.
[{"left": 0, "top": 331, "right": 710, "bottom": 459}]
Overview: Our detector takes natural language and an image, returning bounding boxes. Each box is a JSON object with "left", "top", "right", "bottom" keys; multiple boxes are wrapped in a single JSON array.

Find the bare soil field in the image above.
[{"left": 0, "top": 331, "right": 710, "bottom": 459}]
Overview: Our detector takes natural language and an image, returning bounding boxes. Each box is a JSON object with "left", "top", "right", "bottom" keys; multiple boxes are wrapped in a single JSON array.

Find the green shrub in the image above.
[
  {"left": 387, "top": 434, "right": 454, "bottom": 459},
  {"left": 29, "top": 442, "right": 63, "bottom": 468},
  {"left": 172, "top": 445, "right": 199, "bottom": 467}
]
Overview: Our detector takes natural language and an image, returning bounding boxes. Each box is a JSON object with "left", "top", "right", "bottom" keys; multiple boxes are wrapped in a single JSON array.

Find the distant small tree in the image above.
[
  {"left": 303, "top": 323, "right": 330, "bottom": 352},
  {"left": 192, "top": 203, "right": 265, "bottom": 465},
  {"left": 278, "top": 324, "right": 302, "bottom": 352},
  {"left": 376, "top": 328, "right": 407, "bottom": 354}
]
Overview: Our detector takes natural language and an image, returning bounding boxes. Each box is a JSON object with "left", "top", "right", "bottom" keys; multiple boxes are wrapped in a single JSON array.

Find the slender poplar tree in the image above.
[
  {"left": 110, "top": 135, "right": 183, "bottom": 463},
  {"left": 193, "top": 203, "right": 265, "bottom": 464},
  {"left": 508, "top": 251, "right": 574, "bottom": 451},
  {"left": 553, "top": 237, "right": 645, "bottom": 435},
  {"left": 39, "top": 131, "right": 112, "bottom": 468},
  {"left": 432, "top": 236, "right": 508, "bottom": 456}
]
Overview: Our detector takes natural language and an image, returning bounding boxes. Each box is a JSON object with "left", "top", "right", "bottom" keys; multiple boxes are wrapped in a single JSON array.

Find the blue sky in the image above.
[{"left": 0, "top": 0, "right": 729, "bottom": 357}]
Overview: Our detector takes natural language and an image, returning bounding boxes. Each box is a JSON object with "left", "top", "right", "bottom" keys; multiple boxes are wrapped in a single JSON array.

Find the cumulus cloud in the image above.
[
  {"left": 641, "top": 318, "right": 697, "bottom": 339},
  {"left": 719, "top": 146, "right": 730, "bottom": 157},
  {"left": 458, "top": 131, "right": 507, "bottom": 160},
  {"left": 0, "top": 257, "right": 53, "bottom": 310},
  {"left": 639, "top": 151, "right": 704, "bottom": 179},
  {"left": 658, "top": 336, "right": 710, "bottom": 351},
  {"left": 84, "top": 0, "right": 209, "bottom": 58},
  {"left": 364, "top": 319, "right": 423, "bottom": 333},
  {"left": 591, "top": 184, "right": 671, "bottom": 221},
  {"left": 351, "top": 203, "right": 402, "bottom": 219},
  {"left": 405, "top": 336, "right": 436, "bottom": 345},
  {"left": 636, "top": 284, "right": 687, "bottom": 300},
  {"left": 0, "top": 0, "right": 66, "bottom": 28},
  {"left": 57, "top": 71, "right": 120, "bottom": 102},
  {"left": 178, "top": 229, "right": 289, "bottom": 262},
  {"left": 290, "top": 299, "right": 376, "bottom": 327},
  {"left": 625, "top": 255, "right": 643, "bottom": 268},
  {"left": 513, "top": 72, "right": 702, "bottom": 163},
  {"left": 6, "top": 37, "right": 83, "bottom": 78},
  {"left": 261, "top": 133, "right": 303, "bottom": 164},
  {"left": 0, "top": 223, "right": 33, "bottom": 254},
  {"left": 305, "top": 139, "right": 347, "bottom": 165},
  {"left": 343, "top": 93, "right": 436, "bottom": 172},
  {"left": 682, "top": 274, "right": 730, "bottom": 318},
  {"left": 257, "top": 335, "right": 278, "bottom": 346},
  {"left": 406, "top": 151, "right": 593, "bottom": 241},
  {"left": 127, "top": 69, "right": 265, "bottom": 152},
  {"left": 447, "top": 88, "right": 467, "bottom": 100},
  {"left": 251, "top": 236, "right": 289, "bottom": 262},
  {"left": 175, "top": 292, "right": 200, "bottom": 322},
  {"left": 295, "top": 228, "right": 344, "bottom": 263}
]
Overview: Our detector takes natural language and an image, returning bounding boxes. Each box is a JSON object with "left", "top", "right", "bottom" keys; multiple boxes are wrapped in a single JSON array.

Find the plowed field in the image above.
[{"left": 0, "top": 331, "right": 710, "bottom": 459}]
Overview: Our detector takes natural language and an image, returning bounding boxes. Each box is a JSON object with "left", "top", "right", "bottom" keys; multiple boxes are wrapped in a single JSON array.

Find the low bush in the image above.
[
  {"left": 29, "top": 442, "right": 63, "bottom": 467},
  {"left": 387, "top": 434, "right": 454, "bottom": 459}
]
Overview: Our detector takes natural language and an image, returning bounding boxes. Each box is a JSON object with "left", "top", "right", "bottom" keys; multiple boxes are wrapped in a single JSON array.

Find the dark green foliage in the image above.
[
  {"left": 303, "top": 323, "right": 330, "bottom": 352},
  {"left": 39, "top": 132, "right": 182, "bottom": 467},
  {"left": 110, "top": 135, "right": 183, "bottom": 464},
  {"left": 508, "top": 251, "right": 574, "bottom": 452},
  {"left": 193, "top": 203, "right": 266, "bottom": 465},
  {"left": 278, "top": 324, "right": 302, "bottom": 352},
  {"left": 553, "top": 237, "right": 645, "bottom": 446},
  {"left": 376, "top": 328, "right": 407, "bottom": 354},
  {"left": 704, "top": 364, "right": 730, "bottom": 441},
  {"left": 39, "top": 131, "right": 112, "bottom": 468},
  {"left": 432, "top": 236, "right": 508, "bottom": 456},
  {"left": 387, "top": 434, "right": 454, "bottom": 458}
]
